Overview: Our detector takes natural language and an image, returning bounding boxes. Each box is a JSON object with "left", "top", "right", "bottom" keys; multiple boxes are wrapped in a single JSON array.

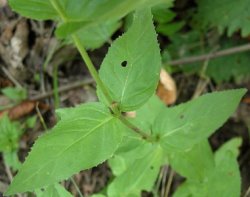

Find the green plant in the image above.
[
  {"left": 0, "top": 115, "right": 22, "bottom": 171},
  {"left": 5, "top": 1, "right": 247, "bottom": 196}
]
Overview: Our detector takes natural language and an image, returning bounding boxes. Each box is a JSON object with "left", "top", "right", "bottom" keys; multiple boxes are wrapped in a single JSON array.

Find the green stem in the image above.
[
  {"left": 71, "top": 34, "right": 113, "bottom": 105},
  {"left": 49, "top": 0, "right": 150, "bottom": 140},
  {"left": 118, "top": 115, "right": 150, "bottom": 140}
]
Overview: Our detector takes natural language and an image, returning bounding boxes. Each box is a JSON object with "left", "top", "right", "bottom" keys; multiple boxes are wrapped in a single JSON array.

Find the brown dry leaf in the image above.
[
  {"left": 0, "top": 101, "right": 49, "bottom": 120},
  {"left": 157, "top": 68, "right": 177, "bottom": 105},
  {"left": 243, "top": 97, "right": 250, "bottom": 104}
]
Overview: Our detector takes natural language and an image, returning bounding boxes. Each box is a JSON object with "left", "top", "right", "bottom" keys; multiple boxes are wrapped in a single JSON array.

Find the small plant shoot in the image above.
[{"left": 4, "top": 0, "right": 247, "bottom": 196}]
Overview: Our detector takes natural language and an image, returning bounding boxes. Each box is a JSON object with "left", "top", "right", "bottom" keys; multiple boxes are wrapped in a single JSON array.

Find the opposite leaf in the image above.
[
  {"left": 6, "top": 103, "right": 124, "bottom": 195},
  {"left": 55, "top": 0, "right": 169, "bottom": 22},
  {"left": 98, "top": 9, "right": 161, "bottom": 111},
  {"left": 9, "top": 0, "right": 57, "bottom": 20},
  {"left": 153, "top": 89, "right": 246, "bottom": 152}
]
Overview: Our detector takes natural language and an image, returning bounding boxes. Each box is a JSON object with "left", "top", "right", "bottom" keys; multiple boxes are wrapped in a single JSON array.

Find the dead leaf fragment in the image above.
[
  {"left": 0, "top": 101, "right": 49, "bottom": 120},
  {"left": 157, "top": 69, "right": 177, "bottom": 105}
]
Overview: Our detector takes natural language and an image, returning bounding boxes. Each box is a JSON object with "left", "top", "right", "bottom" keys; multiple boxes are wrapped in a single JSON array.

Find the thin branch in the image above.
[
  {"left": 3, "top": 155, "right": 22, "bottom": 197},
  {"left": 30, "top": 77, "right": 94, "bottom": 101},
  {"left": 164, "top": 168, "right": 175, "bottom": 197},
  {"left": 1, "top": 66, "right": 22, "bottom": 88},
  {"left": 167, "top": 43, "right": 250, "bottom": 66},
  {"left": 70, "top": 177, "right": 84, "bottom": 197},
  {"left": 244, "top": 185, "right": 250, "bottom": 197}
]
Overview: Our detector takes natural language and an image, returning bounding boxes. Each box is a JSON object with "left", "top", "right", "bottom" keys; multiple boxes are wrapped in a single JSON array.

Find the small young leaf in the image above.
[
  {"left": 98, "top": 9, "right": 161, "bottom": 111},
  {"left": 1, "top": 87, "right": 27, "bottom": 102},
  {"left": 0, "top": 115, "right": 22, "bottom": 152},
  {"left": 3, "top": 151, "right": 21, "bottom": 171},
  {"left": 6, "top": 103, "right": 124, "bottom": 195},
  {"left": 8, "top": 0, "right": 57, "bottom": 20},
  {"left": 153, "top": 89, "right": 246, "bottom": 152},
  {"left": 108, "top": 145, "right": 164, "bottom": 197}
]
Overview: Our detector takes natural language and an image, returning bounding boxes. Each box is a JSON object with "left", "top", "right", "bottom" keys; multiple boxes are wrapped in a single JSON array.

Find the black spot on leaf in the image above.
[{"left": 121, "top": 61, "right": 128, "bottom": 67}]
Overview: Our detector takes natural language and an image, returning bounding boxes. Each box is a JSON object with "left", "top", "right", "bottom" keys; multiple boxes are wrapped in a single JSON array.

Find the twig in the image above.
[
  {"left": 3, "top": 155, "right": 22, "bottom": 197},
  {"left": 1, "top": 66, "right": 22, "bottom": 88},
  {"left": 244, "top": 185, "right": 250, "bottom": 197},
  {"left": 164, "top": 168, "right": 175, "bottom": 197},
  {"left": 35, "top": 102, "right": 48, "bottom": 131},
  {"left": 30, "top": 77, "right": 94, "bottom": 101},
  {"left": 161, "top": 166, "right": 168, "bottom": 197},
  {"left": 70, "top": 177, "right": 84, "bottom": 197},
  {"left": 167, "top": 43, "right": 250, "bottom": 66}
]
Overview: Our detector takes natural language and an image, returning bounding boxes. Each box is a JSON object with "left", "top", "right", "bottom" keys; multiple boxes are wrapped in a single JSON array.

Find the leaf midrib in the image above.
[{"left": 19, "top": 116, "right": 114, "bottom": 186}]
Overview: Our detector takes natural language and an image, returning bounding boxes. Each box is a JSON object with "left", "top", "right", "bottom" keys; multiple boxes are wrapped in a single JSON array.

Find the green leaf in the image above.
[
  {"left": 168, "top": 140, "right": 214, "bottom": 181},
  {"left": 56, "top": 20, "right": 120, "bottom": 50},
  {"left": 91, "top": 195, "right": 106, "bottom": 197},
  {"left": 0, "top": 115, "right": 22, "bottom": 152},
  {"left": 173, "top": 138, "right": 242, "bottom": 197},
  {"left": 76, "top": 21, "right": 121, "bottom": 50},
  {"left": 168, "top": 34, "right": 250, "bottom": 83},
  {"left": 1, "top": 87, "right": 27, "bottom": 102},
  {"left": 8, "top": 0, "right": 57, "bottom": 20},
  {"left": 36, "top": 183, "right": 73, "bottom": 197},
  {"left": 153, "top": 89, "right": 246, "bottom": 152},
  {"left": 208, "top": 138, "right": 241, "bottom": 197},
  {"left": 205, "top": 41, "right": 250, "bottom": 83},
  {"left": 215, "top": 137, "right": 242, "bottom": 159},
  {"left": 57, "top": 0, "right": 169, "bottom": 22},
  {"left": 98, "top": 9, "right": 161, "bottom": 111},
  {"left": 156, "top": 22, "right": 184, "bottom": 37},
  {"left": 109, "top": 140, "right": 152, "bottom": 176},
  {"left": 152, "top": 5, "right": 175, "bottom": 24},
  {"left": 196, "top": 0, "right": 250, "bottom": 37},
  {"left": 6, "top": 103, "right": 124, "bottom": 195},
  {"left": 108, "top": 145, "right": 164, "bottom": 197},
  {"left": 135, "top": 95, "right": 165, "bottom": 131},
  {"left": 25, "top": 116, "right": 37, "bottom": 129}
]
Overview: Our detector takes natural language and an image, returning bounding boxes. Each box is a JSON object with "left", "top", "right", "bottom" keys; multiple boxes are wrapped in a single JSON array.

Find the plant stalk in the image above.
[{"left": 49, "top": 0, "right": 150, "bottom": 140}]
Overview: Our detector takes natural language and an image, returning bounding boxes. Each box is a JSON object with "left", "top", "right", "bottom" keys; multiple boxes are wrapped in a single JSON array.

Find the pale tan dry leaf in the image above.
[
  {"left": 125, "top": 111, "right": 136, "bottom": 118},
  {"left": 157, "top": 68, "right": 177, "bottom": 105}
]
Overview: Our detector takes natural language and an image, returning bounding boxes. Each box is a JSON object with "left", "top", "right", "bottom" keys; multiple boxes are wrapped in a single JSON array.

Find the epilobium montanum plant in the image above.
[{"left": 5, "top": 0, "right": 246, "bottom": 196}]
